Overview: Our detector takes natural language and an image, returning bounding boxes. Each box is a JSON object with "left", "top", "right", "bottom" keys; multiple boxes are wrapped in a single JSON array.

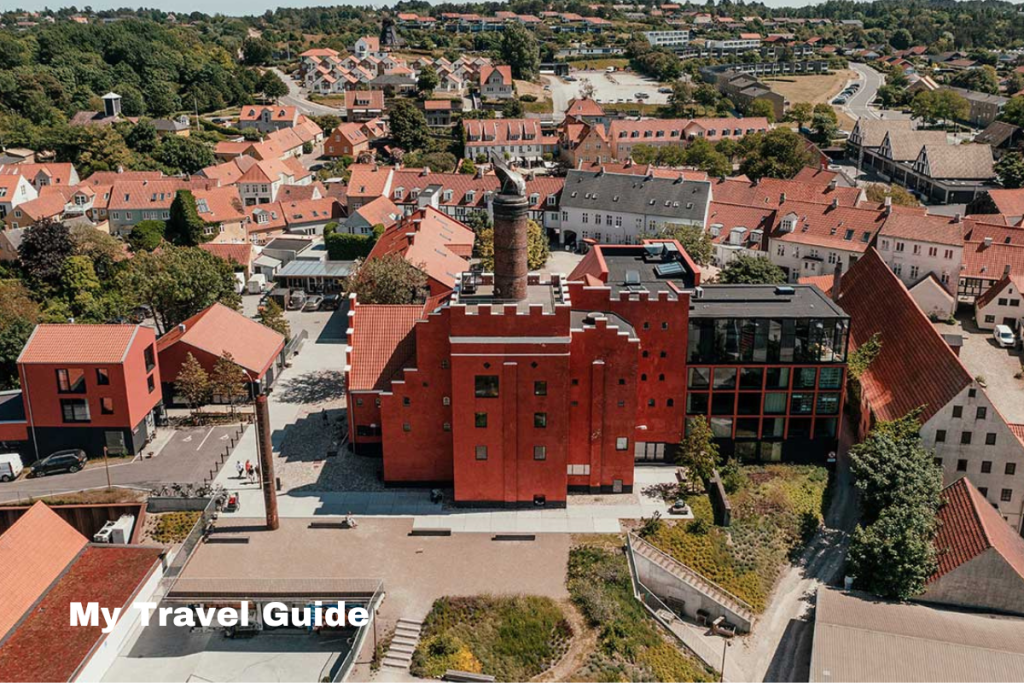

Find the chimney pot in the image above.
[
  {"left": 780, "top": 192, "right": 786, "bottom": 204},
  {"left": 985, "top": 236, "right": 994, "bottom": 247},
  {"left": 832, "top": 260, "right": 843, "bottom": 304}
]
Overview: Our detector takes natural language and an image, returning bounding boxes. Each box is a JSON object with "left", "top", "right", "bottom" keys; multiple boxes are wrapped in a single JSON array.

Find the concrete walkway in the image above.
[{"left": 216, "top": 451, "right": 691, "bottom": 533}]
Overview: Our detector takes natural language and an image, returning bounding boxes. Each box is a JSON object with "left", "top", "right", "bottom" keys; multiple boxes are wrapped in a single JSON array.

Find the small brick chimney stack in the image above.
[{"left": 491, "top": 160, "right": 529, "bottom": 301}]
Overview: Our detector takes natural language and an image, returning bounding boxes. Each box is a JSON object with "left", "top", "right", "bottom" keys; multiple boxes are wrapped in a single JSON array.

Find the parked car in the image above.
[
  {"left": 322, "top": 294, "right": 342, "bottom": 311},
  {"left": 30, "top": 449, "right": 87, "bottom": 477},
  {"left": 304, "top": 295, "right": 324, "bottom": 311},
  {"left": 287, "top": 290, "right": 307, "bottom": 311},
  {"left": 606, "top": 66, "right": 616, "bottom": 72},
  {"left": 635, "top": 92, "right": 650, "bottom": 99},
  {"left": 0, "top": 453, "right": 23, "bottom": 482},
  {"left": 658, "top": 87, "right": 673, "bottom": 94},
  {"left": 995, "top": 324, "right": 1016, "bottom": 348},
  {"left": 564, "top": 75, "right": 577, "bottom": 82}
]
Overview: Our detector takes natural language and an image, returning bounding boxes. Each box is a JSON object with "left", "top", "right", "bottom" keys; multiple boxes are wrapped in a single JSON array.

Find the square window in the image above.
[
  {"left": 443, "top": 422, "right": 451, "bottom": 432},
  {"left": 710, "top": 417, "right": 733, "bottom": 438},
  {"left": 687, "top": 393, "right": 709, "bottom": 415},
  {"left": 961, "top": 431, "right": 973, "bottom": 445},
  {"left": 982, "top": 461, "right": 992, "bottom": 473},
  {"left": 475, "top": 375, "right": 499, "bottom": 398},
  {"left": 648, "top": 399, "right": 656, "bottom": 407},
  {"left": 739, "top": 367, "right": 763, "bottom": 390},
  {"left": 987, "top": 433, "right": 997, "bottom": 446},
  {"left": 1008, "top": 463, "right": 1018, "bottom": 476},
  {"left": 403, "top": 423, "right": 411, "bottom": 432},
  {"left": 475, "top": 445, "right": 488, "bottom": 460},
  {"left": 95, "top": 368, "right": 110, "bottom": 386},
  {"left": 60, "top": 399, "right": 90, "bottom": 423},
  {"left": 1003, "top": 489, "right": 1013, "bottom": 503},
  {"left": 534, "top": 381, "right": 547, "bottom": 396},
  {"left": 957, "top": 459, "right": 968, "bottom": 472},
  {"left": 953, "top": 405, "right": 963, "bottom": 418},
  {"left": 688, "top": 367, "right": 710, "bottom": 389},
  {"left": 100, "top": 397, "right": 114, "bottom": 415},
  {"left": 616, "top": 437, "right": 628, "bottom": 450},
  {"left": 711, "top": 393, "right": 734, "bottom": 415},
  {"left": 933, "top": 457, "right": 943, "bottom": 467},
  {"left": 534, "top": 412, "right": 547, "bottom": 428},
  {"left": 475, "top": 412, "right": 488, "bottom": 428},
  {"left": 968, "top": 388, "right": 977, "bottom": 398},
  {"left": 403, "top": 397, "right": 411, "bottom": 406},
  {"left": 736, "top": 393, "right": 760, "bottom": 415},
  {"left": 979, "top": 487, "right": 989, "bottom": 497},
  {"left": 977, "top": 406, "right": 988, "bottom": 420},
  {"left": 572, "top": 378, "right": 580, "bottom": 386},
  {"left": 533, "top": 446, "right": 547, "bottom": 460},
  {"left": 713, "top": 367, "right": 737, "bottom": 389},
  {"left": 56, "top": 368, "right": 86, "bottom": 394},
  {"left": 936, "top": 429, "right": 946, "bottom": 443}
]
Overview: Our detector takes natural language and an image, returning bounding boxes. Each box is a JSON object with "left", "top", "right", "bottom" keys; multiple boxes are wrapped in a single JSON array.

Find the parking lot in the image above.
[
  {"left": 545, "top": 70, "right": 669, "bottom": 119},
  {"left": 934, "top": 312, "right": 1024, "bottom": 423},
  {"left": 0, "top": 424, "right": 243, "bottom": 504}
]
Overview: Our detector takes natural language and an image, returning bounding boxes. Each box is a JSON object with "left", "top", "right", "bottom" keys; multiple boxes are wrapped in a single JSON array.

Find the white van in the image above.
[
  {"left": 0, "top": 453, "right": 23, "bottom": 482},
  {"left": 994, "top": 324, "right": 1015, "bottom": 348}
]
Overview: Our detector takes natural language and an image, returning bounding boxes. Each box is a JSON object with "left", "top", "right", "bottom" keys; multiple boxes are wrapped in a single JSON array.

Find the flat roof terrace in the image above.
[
  {"left": 691, "top": 284, "right": 848, "bottom": 319},
  {"left": 599, "top": 243, "right": 698, "bottom": 296},
  {"left": 452, "top": 272, "right": 568, "bottom": 313}
]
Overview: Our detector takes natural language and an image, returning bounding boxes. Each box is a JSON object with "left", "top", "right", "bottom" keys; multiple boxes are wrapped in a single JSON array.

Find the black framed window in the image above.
[
  {"left": 475, "top": 412, "right": 488, "bottom": 428},
  {"left": 56, "top": 368, "right": 86, "bottom": 394},
  {"left": 534, "top": 381, "right": 547, "bottom": 396},
  {"left": 687, "top": 393, "right": 709, "bottom": 415},
  {"left": 60, "top": 398, "right": 90, "bottom": 423},
  {"left": 475, "top": 375, "right": 499, "bottom": 398},
  {"left": 688, "top": 367, "right": 710, "bottom": 389},
  {"left": 534, "top": 413, "right": 547, "bottom": 428},
  {"left": 95, "top": 368, "right": 110, "bottom": 386},
  {"left": 100, "top": 397, "right": 114, "bottom": 415},
  {"left": 144, "top": 346, "right": 156, "bottom": 372}
]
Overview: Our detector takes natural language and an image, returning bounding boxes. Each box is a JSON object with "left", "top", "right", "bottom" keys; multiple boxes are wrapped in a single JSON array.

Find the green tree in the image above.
[
  {"left": 630, "top": 144, "right": 659, "bottom": 165},
  {"left": 676, "top": 416, "right": 721, "bottom": 493},
  {"left": 0, "top": 281, "right": 39, "bottom": 389},
  {"left": 258, "top": 70, "right": 289, "bottom": 101},
  {"left": 71, "top": 225, "right": 123, "bottom": 281},
  {"left": 500, "top": 23, "right": 540, "bottom": 80},
  {"left": 890, "top": 28, "right": 913, "bottom": 50},
  {"left": 811, "top": 103, "right": 838, "bottom": 143},
  {"left": 460, "top": 159, "right": 477, "bottom": 175},
  {"left": 667, "top": 80, "right": 694, "bottom": 118},
  {"left": 116, "top": 246, "right": 240, "bottom": 334},
  {"left": 1002, "top": 96, "right": 1024, "bottom": 127},
  {"left": 786, "top": 101, "right": 814, "bottom": 130},
  {"left": 683, "top": 138, "right": 731, "bottom": 177},
  {"left": 502, "top": 97, "right": 524, "bottom": 118},
  {"left": 747, "top": 98, "right": 775, "bottom": 122},
  {"left": 388, "top": 99, "right": 430, "bottom": 151},
  {"left": 865, "top": 183, "right": 920, "bottom": 207},
  {"left": 18, "top": 219, "right": 75, "bottom": 295},
  {"left": 997, "top": 152, "right": 1024, "bottom": 189},
  {"left": 258, "top": 298, "right": 291, "bottom": 341},
  {"left": 125, "top": 120, "right": 159, "bottom": 154},
  {"left": 155, "top": 136, "right": 214, "bottom": 174},
  {"left": 477, "top": 219, "right": 549, "bottom": 271},
  {"left": 165, "top": 190, "right": 210, "bottom": 247},
  {"left": 848, "top": 332, "right": 882, "bottom": 380},
  {"left": 345, "top": 253, "right": 428, "bottom": 304},
  {"left": 951, "top": 65, "right": 999, "bottom": 95},
  {"left": 718, "top": 254, "right": 787, "bottom": 285},
  {"left": 848, "top": 503, "right": 939, "bottom": 601},
  {"left": 738, "top": 128, "right": 815, "bottom": 180},
  {"left": 129, "top": 220, "right": 167, "bottom": 252},
  {"left": 417, "top": 65, "right": 439, "bottom": 95},
  {"left": 913, "top": 89, "right": 969, "bottom": 129},
  {"left": 241, "top": 37, "right": 274, "bottom": 66},
  {"left": 175, "top": 352, "right": 211, "bottom": 415},
  {"left": 210, "top": 352, "right": 248, "bottom": 413}
]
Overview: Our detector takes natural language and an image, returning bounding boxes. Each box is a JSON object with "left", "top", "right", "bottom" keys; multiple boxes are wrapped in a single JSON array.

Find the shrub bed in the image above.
[
  {"left": 647, "top": 465, "right": 827, "bottom": 612},
  {"left": 567, "top": 545, "right": 714, "bottom": 682},
  {"left": 411, "top": 595, "right": 571, "bottom": 681},
  {"left": 151, "top": 511, "right": 201, "bottom": 544}
]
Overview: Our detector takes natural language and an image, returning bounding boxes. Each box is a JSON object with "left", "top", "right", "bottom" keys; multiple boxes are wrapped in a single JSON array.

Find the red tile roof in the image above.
[
  {"left": 0, "top": 163, "right": 76, "bottom": 187},
  {"left": 463, "top": 119, "right": 554, "bottom": 148},
  {"left": 712, "top": 175, "right": 862, "bottom": 208},
  {"left": 18, "top": 324, "right": 141, "bottom": 364},
  {"left": 157, "top": 303, "right": 284, "bottom": 375},
  {"left": 705, "top": 201, "right": 774, "bottom": 248},
  {"left": 424, "top": 100, "right": 454, "bottom": 111},
  {"left": 0, "top": 503, "right": 87, "bottom": 640},
  {"left": 878, "top": 211, "right": 964, "bottom": 247},
  {"left": 353, "top": 196, "right": 401, "bottom": 229},
  {"left": 0, "top": 545, "right": 162, "bottom": 682},
  {"left": 974, "top": 274, "right": 1024, "bottom": 309},
  {"left": 199, "top": 242, "right": 253, "bottom": 267},
  {"left": 984, "top": 189, "right": 1024, "bottom": 218},
  {"left": 239, "top": 105, "right": 297, "bottom": 122},
  {"left": 81, "top": 171, "right": 163, "bottom": 186},
  {"left": 345, "top": 90, "right": 385, "bottom": 111},
  {"left": 770, "top": 200, "right": 888, "bottom": 252},
  {"left": 565, "top": 97, "right": 605, "bottom": 119},
  {"left": 791, "top": 166, "right": 842, "bottom": 187},
  {"left": 963, "top": 219, "right": 1024, "bottom": 246},
  {"left": 348, "top": 304, "right": 422, "bottom": 391},
  {"left": 367, "top": 207, "right": 474, "bottom": 290},
  {"left": 931, "top": 476, "right": 1024, "bottom": 585},
  {"left": 962, "top": 240, "right": 1024, "bottom": 281},
  {"left": 389, "top": 169, "right": 563, "bottom": 212},
  {"left": 834, "top": 249, "right": 972, "bottom": 423},
  {"left": 345, "top": 164, "right": 392, "bottom": 200}
]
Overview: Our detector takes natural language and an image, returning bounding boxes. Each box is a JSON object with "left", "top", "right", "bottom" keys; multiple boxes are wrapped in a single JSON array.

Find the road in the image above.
[
  {"left": 844, "top": 63, "right": 884, "bottom": 121},
  {"left": 269, "top": 67, "right": 343, "bottom": 117},
  {"left": 0, "top": 424, "right": 242, "bottom": 504}
]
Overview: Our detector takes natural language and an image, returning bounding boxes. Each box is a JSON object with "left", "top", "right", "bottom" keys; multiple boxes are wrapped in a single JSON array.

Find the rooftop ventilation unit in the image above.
[
  {"left": 655, "top": 261, "right": 685, "bottom": 277},
  {"left": 624, "top": 270, "right": 642, "bottom": 286},
  {"left": 774, "top": 285, "right": 795, "bottom": 296}
]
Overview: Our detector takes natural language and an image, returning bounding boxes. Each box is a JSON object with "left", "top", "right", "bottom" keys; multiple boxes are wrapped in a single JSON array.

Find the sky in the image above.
[{"left": 10, "top": 0, "right": 836, "bottom": 16}]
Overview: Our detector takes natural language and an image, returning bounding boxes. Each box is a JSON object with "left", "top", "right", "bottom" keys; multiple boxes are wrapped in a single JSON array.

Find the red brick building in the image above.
[
  {"left": 346, "top": 190, "right": 850, "bottom": 506},
  {"left": 9, "top": 325, "right": 164, "bottom": 462}
]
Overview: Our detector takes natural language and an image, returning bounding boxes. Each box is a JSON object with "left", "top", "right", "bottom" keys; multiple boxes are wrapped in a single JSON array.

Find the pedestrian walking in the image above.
[
  {"left": 235, "top": 461, "right": 244, "bottom": 479},
  {"left": 245, "top": 461, "right": 253, "bottom": 483},
  {"left": 251, "top": 464, "right": 260, "bottom": 485}
]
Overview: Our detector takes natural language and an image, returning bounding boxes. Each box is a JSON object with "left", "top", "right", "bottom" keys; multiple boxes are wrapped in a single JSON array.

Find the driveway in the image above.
[
  {"left": 269, "top": 67, "right": 342, "bottom": 117},
  {"left": 0, "top": 424, "right": 243, "bottom": 504},
  {"left": 844, "top": 63, "right": 883, "bottom": 121}
]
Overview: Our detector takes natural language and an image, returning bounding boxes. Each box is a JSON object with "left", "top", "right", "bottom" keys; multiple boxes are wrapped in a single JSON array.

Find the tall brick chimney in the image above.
[{"left": 491, "top": 160, "right": 529, "bottom": 301}]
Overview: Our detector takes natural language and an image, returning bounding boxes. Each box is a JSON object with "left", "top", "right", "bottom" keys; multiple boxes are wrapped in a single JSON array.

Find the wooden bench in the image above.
[
  {"left": 444, "top": 670, "right": 496, "bottom": 682},
  {"left": 409, "top": 528, "right": 452, "bottom": 537}
]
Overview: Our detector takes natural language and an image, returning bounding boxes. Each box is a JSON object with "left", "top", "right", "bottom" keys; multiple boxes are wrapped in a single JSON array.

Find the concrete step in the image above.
[
  {"left": 384, "top": 651, "right": 413, "bottom": 665},
  {"left": 389, "top": 641, "right": 417, "bottom": 655},
  {"left": 382, "top": 657, "right": 411, "bottom": 670},
  {"left": 392, "top": 635, "right": 419, "bottom": 647},
  {"left": 396, "top": 618, "right": 423, "bottom": 629},
  {"left": 395, "top": 625, "right": 421, "bottom": 638}
]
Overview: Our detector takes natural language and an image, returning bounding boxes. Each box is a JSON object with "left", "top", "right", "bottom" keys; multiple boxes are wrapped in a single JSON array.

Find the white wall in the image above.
[
  {"left": 976, "top": 283, "right": 1024, "bottom": 331},
  {"left": 877, "top": 236, "right": 961, "bottom": 296}
]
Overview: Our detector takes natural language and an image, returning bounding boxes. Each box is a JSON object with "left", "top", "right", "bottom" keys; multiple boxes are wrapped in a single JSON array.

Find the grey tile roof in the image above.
[
  {"left": 920, "top": 143, "right": 995, "bottom": 180},
  {"left": 560, "top": 170, "right": 710, "bottom": 221},
  {"left": 853, "top": 119, "right": 914, "bottom": 148},
  {"left": 884, "top": 129, "right": 948, "bottom": 161}
]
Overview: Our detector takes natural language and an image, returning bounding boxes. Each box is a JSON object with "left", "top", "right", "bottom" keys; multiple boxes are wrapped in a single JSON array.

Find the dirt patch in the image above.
[
  {"left": 765, "top": 70, "right": 857, "bottom": 129},
  {"left": 532, "top": 600, "right": 597, "bottom": 683}
]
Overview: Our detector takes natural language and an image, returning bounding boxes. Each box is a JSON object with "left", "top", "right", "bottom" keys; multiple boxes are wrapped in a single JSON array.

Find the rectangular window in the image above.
[
  {"left": 403, "top": 423, "right": 411, "bottom": 432},
  {"left": 534, "top": 380, "right": 547, "bottom": 396},
  {"left": 982, "top": 461, "right": 993, "bottom": 473},
  {"left": 739, "top": 367, "right": 763, "bottom": 390},
  {"left": 144, "top": 346, "right": 156, "bottom": 372},
  {"left": 936, "top": 429, "right": 946, "bottom": 442},
  {"left": 818, "top": 367, "right": 842, "bottom": 390},
  {"left": 961, "top": 431, "right": 973, "bottom": 445},
  {"left": 533, "top": 446, "right": 547, "bottom": 460},
  {"left": 475, "top": 445, "right": 488, "bottom": 460},
  {"left": 60, "top": 398, "right": 91, "bottom": 423},
  {"left": 687, "top": 393, "right": 709, "bottom": 415},
  {"left": 616, "top": 437, "right": 628, "bottom": 451},
  {"left": 475, "top": 375, "right": 499, "bottom": 398},
  {"left": 816, "top": 394, "right": 840, "bottom": 415},
  {"left": 934, "top": 457, "right": 942, "bottom": 468},
  {"left": 1008, "top": 463, "right": 1018, "bottom": 476},
  {"left": 764, "top": 392, "right": 787, "bottom": 414},
  {"left": 713, "top": 367, "right": 737, "bottom": 389},
  {"left": 953, "top": 405, "right": 963, "bottom": 418},
  {"left": 977, "top": 406, "right": 988, "bottom": 420},
  {"left": 475, "top": 412, "right": 488, "bottom": 428},
  {"left": 987, "top": 433, "right": 997, "bottom": 445},
  {"left": 147, "top": 375, "right": 155, "bottom": 393},
  {"left": 95, "top": 368, "right": 110, "bottom": 386},
  {"left": 100, "top": 397, "right": 114, "bottom": 415},
  {"left": 957, "top": 459, "right": 968, "bottom": 471},
  {"left": 1002, "top": 489, "right": 1013, "bottom": 503},
  {"left": 688, "top": 367, "right": 711, "bottom": 389},
  {"left": 534, "top": 412, "right": 547, "bottom": 428},
  {"left": 790, "top": 394, "right": 814, "bottom": 414},
  {"left": 56, "top": 369, "right": 86, "bottom": 394}
]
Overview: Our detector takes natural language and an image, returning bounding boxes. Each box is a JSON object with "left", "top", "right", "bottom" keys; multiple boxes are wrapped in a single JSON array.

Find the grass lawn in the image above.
[
  {"left": 763, "top": 70, "right": 857, "bottom": 130},
  {"left": 23, "top": 487, "right": 148, "bottom": 506},
  {"left": 567, "top": 543, "right": 715, "bottom": 682},
  {"left": 602, "top": 102, "right": 665, "bottom": 116},
  {"left": 411, "top": 595, "right": 571, "bottom": 681},
  {"left": 646, "top": 465, "right": 828, "bottom": 612},
  {"left": 568, "top": 58, "right": 630, "bottom": 71},
  {"left": 308, "top": 94, "right": 347, "bottom": 106}
]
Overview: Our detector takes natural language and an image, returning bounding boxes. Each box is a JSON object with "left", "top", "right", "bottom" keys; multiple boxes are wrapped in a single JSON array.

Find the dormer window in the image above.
[
  {"left": 780, "top": 212, "right": 798, "bottom": 233},
  {"left": 394, "top": 187, "right": 405, "bottom": 199}
]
